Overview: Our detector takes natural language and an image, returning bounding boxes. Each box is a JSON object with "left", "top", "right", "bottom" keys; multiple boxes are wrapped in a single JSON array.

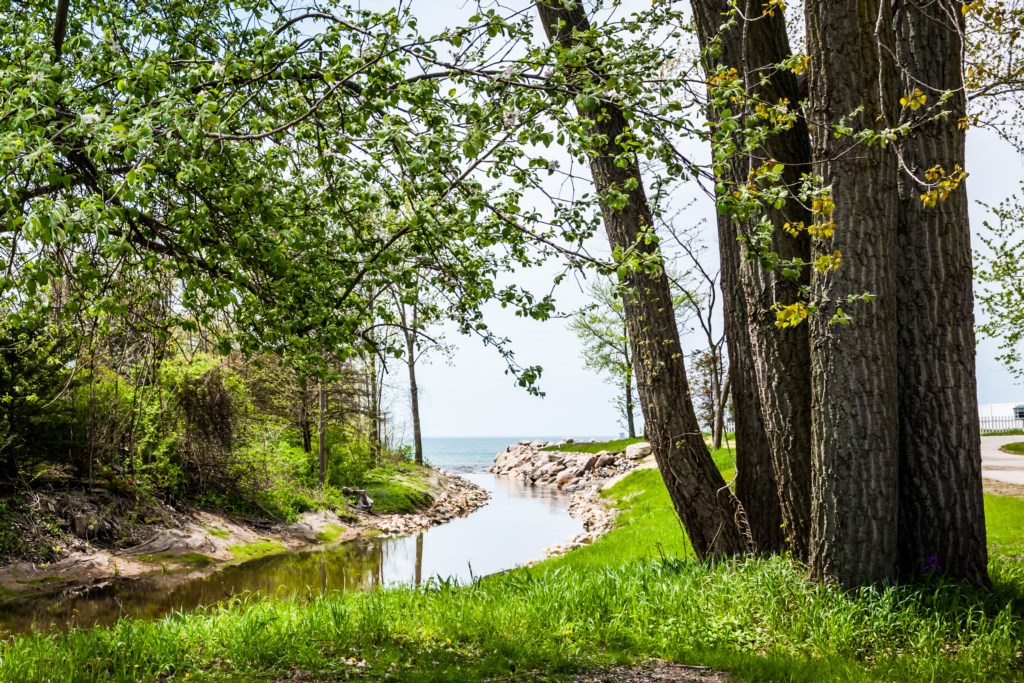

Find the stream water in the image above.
[{"left": 0, "top": 437, "right": 591, "bottom": 633}]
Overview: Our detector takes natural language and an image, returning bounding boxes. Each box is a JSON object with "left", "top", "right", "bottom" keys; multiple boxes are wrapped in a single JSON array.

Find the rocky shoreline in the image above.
[
  {"left": 371, "top": 470, "right": 490, "bottom": 536},
  {"left": 491, "top": 439, "right": 653, "bottom": 557},
  {"left": 0, "top": 468, "right": 489, "bottom": 600}
]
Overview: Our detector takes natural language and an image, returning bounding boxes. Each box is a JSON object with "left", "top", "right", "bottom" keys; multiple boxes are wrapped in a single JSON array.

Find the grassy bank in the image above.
[
  {"left": 1000, "top": 441, "right": 1024, "bottom": 456},
  {"left": 1, "top": 448, "right": 1023, "bottom": 681}
]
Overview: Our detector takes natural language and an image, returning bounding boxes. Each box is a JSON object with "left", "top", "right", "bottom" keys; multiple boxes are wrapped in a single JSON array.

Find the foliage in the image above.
[
  {"left": 0, "top": 313, "right": 78, "bottom": 478},
  {"left": 568, "top": 278, "right": 639, "bottom": 435},
  {"left": 978, "top": 191, "right": 1024, "bottom": 376}
]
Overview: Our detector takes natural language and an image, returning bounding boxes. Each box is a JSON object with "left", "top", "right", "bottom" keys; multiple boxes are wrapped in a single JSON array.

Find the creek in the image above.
[{"left": 0, "top": 452, "right": 584, "bottom": 633}]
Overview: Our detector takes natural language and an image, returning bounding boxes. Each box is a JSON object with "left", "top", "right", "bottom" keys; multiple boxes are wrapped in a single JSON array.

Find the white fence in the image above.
[{"left": 980, "top": 417, "right": 1024, "bottom": 434}]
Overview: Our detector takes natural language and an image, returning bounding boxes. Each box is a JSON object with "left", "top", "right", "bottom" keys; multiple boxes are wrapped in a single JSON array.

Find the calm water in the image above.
[{"left": 0, "top": 439, "right": 589, "bottom": 633}]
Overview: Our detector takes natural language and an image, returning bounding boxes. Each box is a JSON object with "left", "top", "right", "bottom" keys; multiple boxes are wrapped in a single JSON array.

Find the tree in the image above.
[
  {"left": 569, "top": 277, "right": 639, "bottom": 438},
  {"left": 893, "top": 0, "right": 988, "bottom": 583},
  {"left": 689, "top": 0, "right": 988, "bottom": 584},
  {"left": 669, "top": 238, "right": 731, "bottom": 451},
  {"left": 537, "top": 0, "right": 750, "bottom": 560},
  {"left": 689, "top": 0, "right": 813, "bottom": 561}
]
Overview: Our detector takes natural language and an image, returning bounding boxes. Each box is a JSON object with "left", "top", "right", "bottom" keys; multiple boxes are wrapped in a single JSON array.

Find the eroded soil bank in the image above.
[{"left": 0, "top": 469, "right": 487, "bottom": 600}]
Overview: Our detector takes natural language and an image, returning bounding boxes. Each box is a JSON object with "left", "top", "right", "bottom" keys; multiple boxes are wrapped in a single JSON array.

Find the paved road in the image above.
[{"left": 981, "top": 435, "right": 1024, "bottom": 486}]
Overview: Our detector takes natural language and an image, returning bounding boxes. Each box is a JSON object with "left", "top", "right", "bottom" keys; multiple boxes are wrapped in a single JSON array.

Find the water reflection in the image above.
[{"left": 0, "top": 473, "right": 583, "bottom": 633}]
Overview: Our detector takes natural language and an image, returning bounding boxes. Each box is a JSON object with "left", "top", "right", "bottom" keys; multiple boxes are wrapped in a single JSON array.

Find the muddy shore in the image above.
[{"left": 0, "top": 469, "right": 488, "bottom": 600}]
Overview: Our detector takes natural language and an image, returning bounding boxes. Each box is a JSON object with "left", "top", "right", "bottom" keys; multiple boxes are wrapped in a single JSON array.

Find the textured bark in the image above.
[
  {"left": 711, "top": 366, "right": 729, "bottom": 452},
  {"left": 537, "top": 0, "right": 749, "bottom": 559},
  {"left": 724, "top": 295, "right": 786, "bottom": 553},
  {"left": 805, "top": 0, "right": 900, "bottom": 586},
  {"left": 892, "top": 0, "right": 989, "bottom": 584},
  {"left": 318, "top": 380, "right": 327, "bottom": 488},
  {"left": 299, "top": 379, "right": 313, "bottom": 455},
  {"left": 690, "top": 0, "right": 813, "bottom": 559},
  {"left": 401, "top": 303, "right": 425, "bottom": 466},
  {"left": 624, "top": 353, "right": 637, "bottom": 439}
]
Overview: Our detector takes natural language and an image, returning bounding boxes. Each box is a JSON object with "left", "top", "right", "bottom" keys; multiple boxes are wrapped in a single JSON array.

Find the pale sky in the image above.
[{"left": 363, "top": 2, "right": 1024, "bottom": 438}]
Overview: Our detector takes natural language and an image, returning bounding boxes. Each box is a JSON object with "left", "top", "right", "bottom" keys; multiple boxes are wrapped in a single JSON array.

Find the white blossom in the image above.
[
  {"left": 81, "top": 112, "right": 101, "bottom": 125},
  {"left": 211, "top": 61, "right": 225, "bottom": 76}
]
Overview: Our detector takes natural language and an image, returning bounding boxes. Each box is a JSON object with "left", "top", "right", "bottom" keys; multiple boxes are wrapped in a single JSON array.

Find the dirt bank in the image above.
[{"left": 0, "top": 469, "right": 487, "bottom": 600}]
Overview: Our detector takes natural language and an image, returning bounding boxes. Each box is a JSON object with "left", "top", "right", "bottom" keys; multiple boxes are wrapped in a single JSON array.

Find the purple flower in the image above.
[{"left": 920, "top": 554, "right": 942, "bottom": 574}]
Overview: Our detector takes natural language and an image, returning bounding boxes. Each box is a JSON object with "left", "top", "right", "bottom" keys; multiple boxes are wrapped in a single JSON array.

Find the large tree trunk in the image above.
[
  {"left": 892, "top": 0, "right": 988, "bottom": 584},
  {"left": 537, "top": 0, "right": 749, "bottom": 560},
  {"left": 805, "top": 0, "right": 901, "bottom": 586},
  {"left": 690, "top": 0, "right": 813, "bottom": 560},
  {"left": 719, "top": 230, "right": 786, "bottom": 554}
]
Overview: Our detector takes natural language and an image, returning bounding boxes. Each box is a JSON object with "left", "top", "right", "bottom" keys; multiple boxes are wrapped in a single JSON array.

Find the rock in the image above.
[
  {"left": 556, "top": 468, "right": 581, "bottom": 489},
  {"left": 581, "top": 455, "right": 599, "bottom": 473},
  {"left": 595, "top": 453, "right": 616, "bottom": 468},
  {"left": 625, "top": 441, "right": 652, "bottom": 460},
  {"left": 72, "top": 514, "right": 99, "bottom": 539},
  {"left": 530, "top": 440, "right": 548, "bottom": 449}
]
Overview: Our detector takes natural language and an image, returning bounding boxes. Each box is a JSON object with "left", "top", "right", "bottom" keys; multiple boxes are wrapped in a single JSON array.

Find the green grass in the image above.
[
  {"left": 362, "top": 464, "right": 436, "bottom": 514},
  {"left": 315, "top": 524, "right": 346, "bottom": 543},
  {"left": 1, "top": 457, "right": 1023, "bottom": 681},
  {"left": 999, "top": 441, "right": 1024, "bottom": 455},
  {"left": 203, "top": 525, "right": 231, "bottom": 539},
  {"left": 227, "top": 540, "right": 285, "bottom": 561},
  {"left": 541, "top": 437, "right": 646, "bottom": 454},
  {"left": 984, "top": 429, "right": 1024, "bottom": 436},
  {"left": 985, "top": 494, "right": 1024, "bottom": 559}
]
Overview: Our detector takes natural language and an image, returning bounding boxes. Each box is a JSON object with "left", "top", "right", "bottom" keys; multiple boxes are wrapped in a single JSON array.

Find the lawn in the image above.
[
  {"left": 1, "top": 450, "right": 1022, "bottom": 681},
  {"left": 541, "top": 436, "right": 647, "bottom": 454},
  {"left": 999, "top": 441, "right": 1024, "bottom": 455}
]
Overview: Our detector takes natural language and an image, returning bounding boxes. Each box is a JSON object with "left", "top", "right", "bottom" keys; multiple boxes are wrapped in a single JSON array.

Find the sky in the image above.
[{"left": 362, "top": 1, "right": 1024, "bottom": 438}]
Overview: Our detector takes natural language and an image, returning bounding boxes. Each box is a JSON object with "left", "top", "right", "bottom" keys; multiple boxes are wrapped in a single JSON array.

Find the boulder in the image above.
[
  {"left": 595, "top": 453, "right": 617, "bottom": 468},
  {"left": 556, "top": 468, "right": 582, "bottom": 489},
  {"left": 625, "top": 441, "right": 652, "bottom": 460}
]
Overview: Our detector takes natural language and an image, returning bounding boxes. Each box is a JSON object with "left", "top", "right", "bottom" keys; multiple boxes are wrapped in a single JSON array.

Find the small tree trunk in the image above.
[
  {"left": 368, "top": 354, "right": 382, "bottom": 466},
  {"left": 892, "top": 0, "right": 988, "bottom": 584},
  {"left": 712, "top": 368, "right": 730, "bottom": 451},
  {"left": 298, "top": 376, "right": 312, "bottom": 455},
  {"left": 402, "top": 304, "right": 425, "bottom": 466},
  {"left": 805, "top": 0, "right": 901, "bottom": 586},
  {"left": 537, "top": 0, "right": 749, "bottom": 560},
  {"left": 624, "top": 337, "right": 636, "bottom": 439},
  {"left": 318, "top": 380, "right": 327, "bottom": 488}
]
